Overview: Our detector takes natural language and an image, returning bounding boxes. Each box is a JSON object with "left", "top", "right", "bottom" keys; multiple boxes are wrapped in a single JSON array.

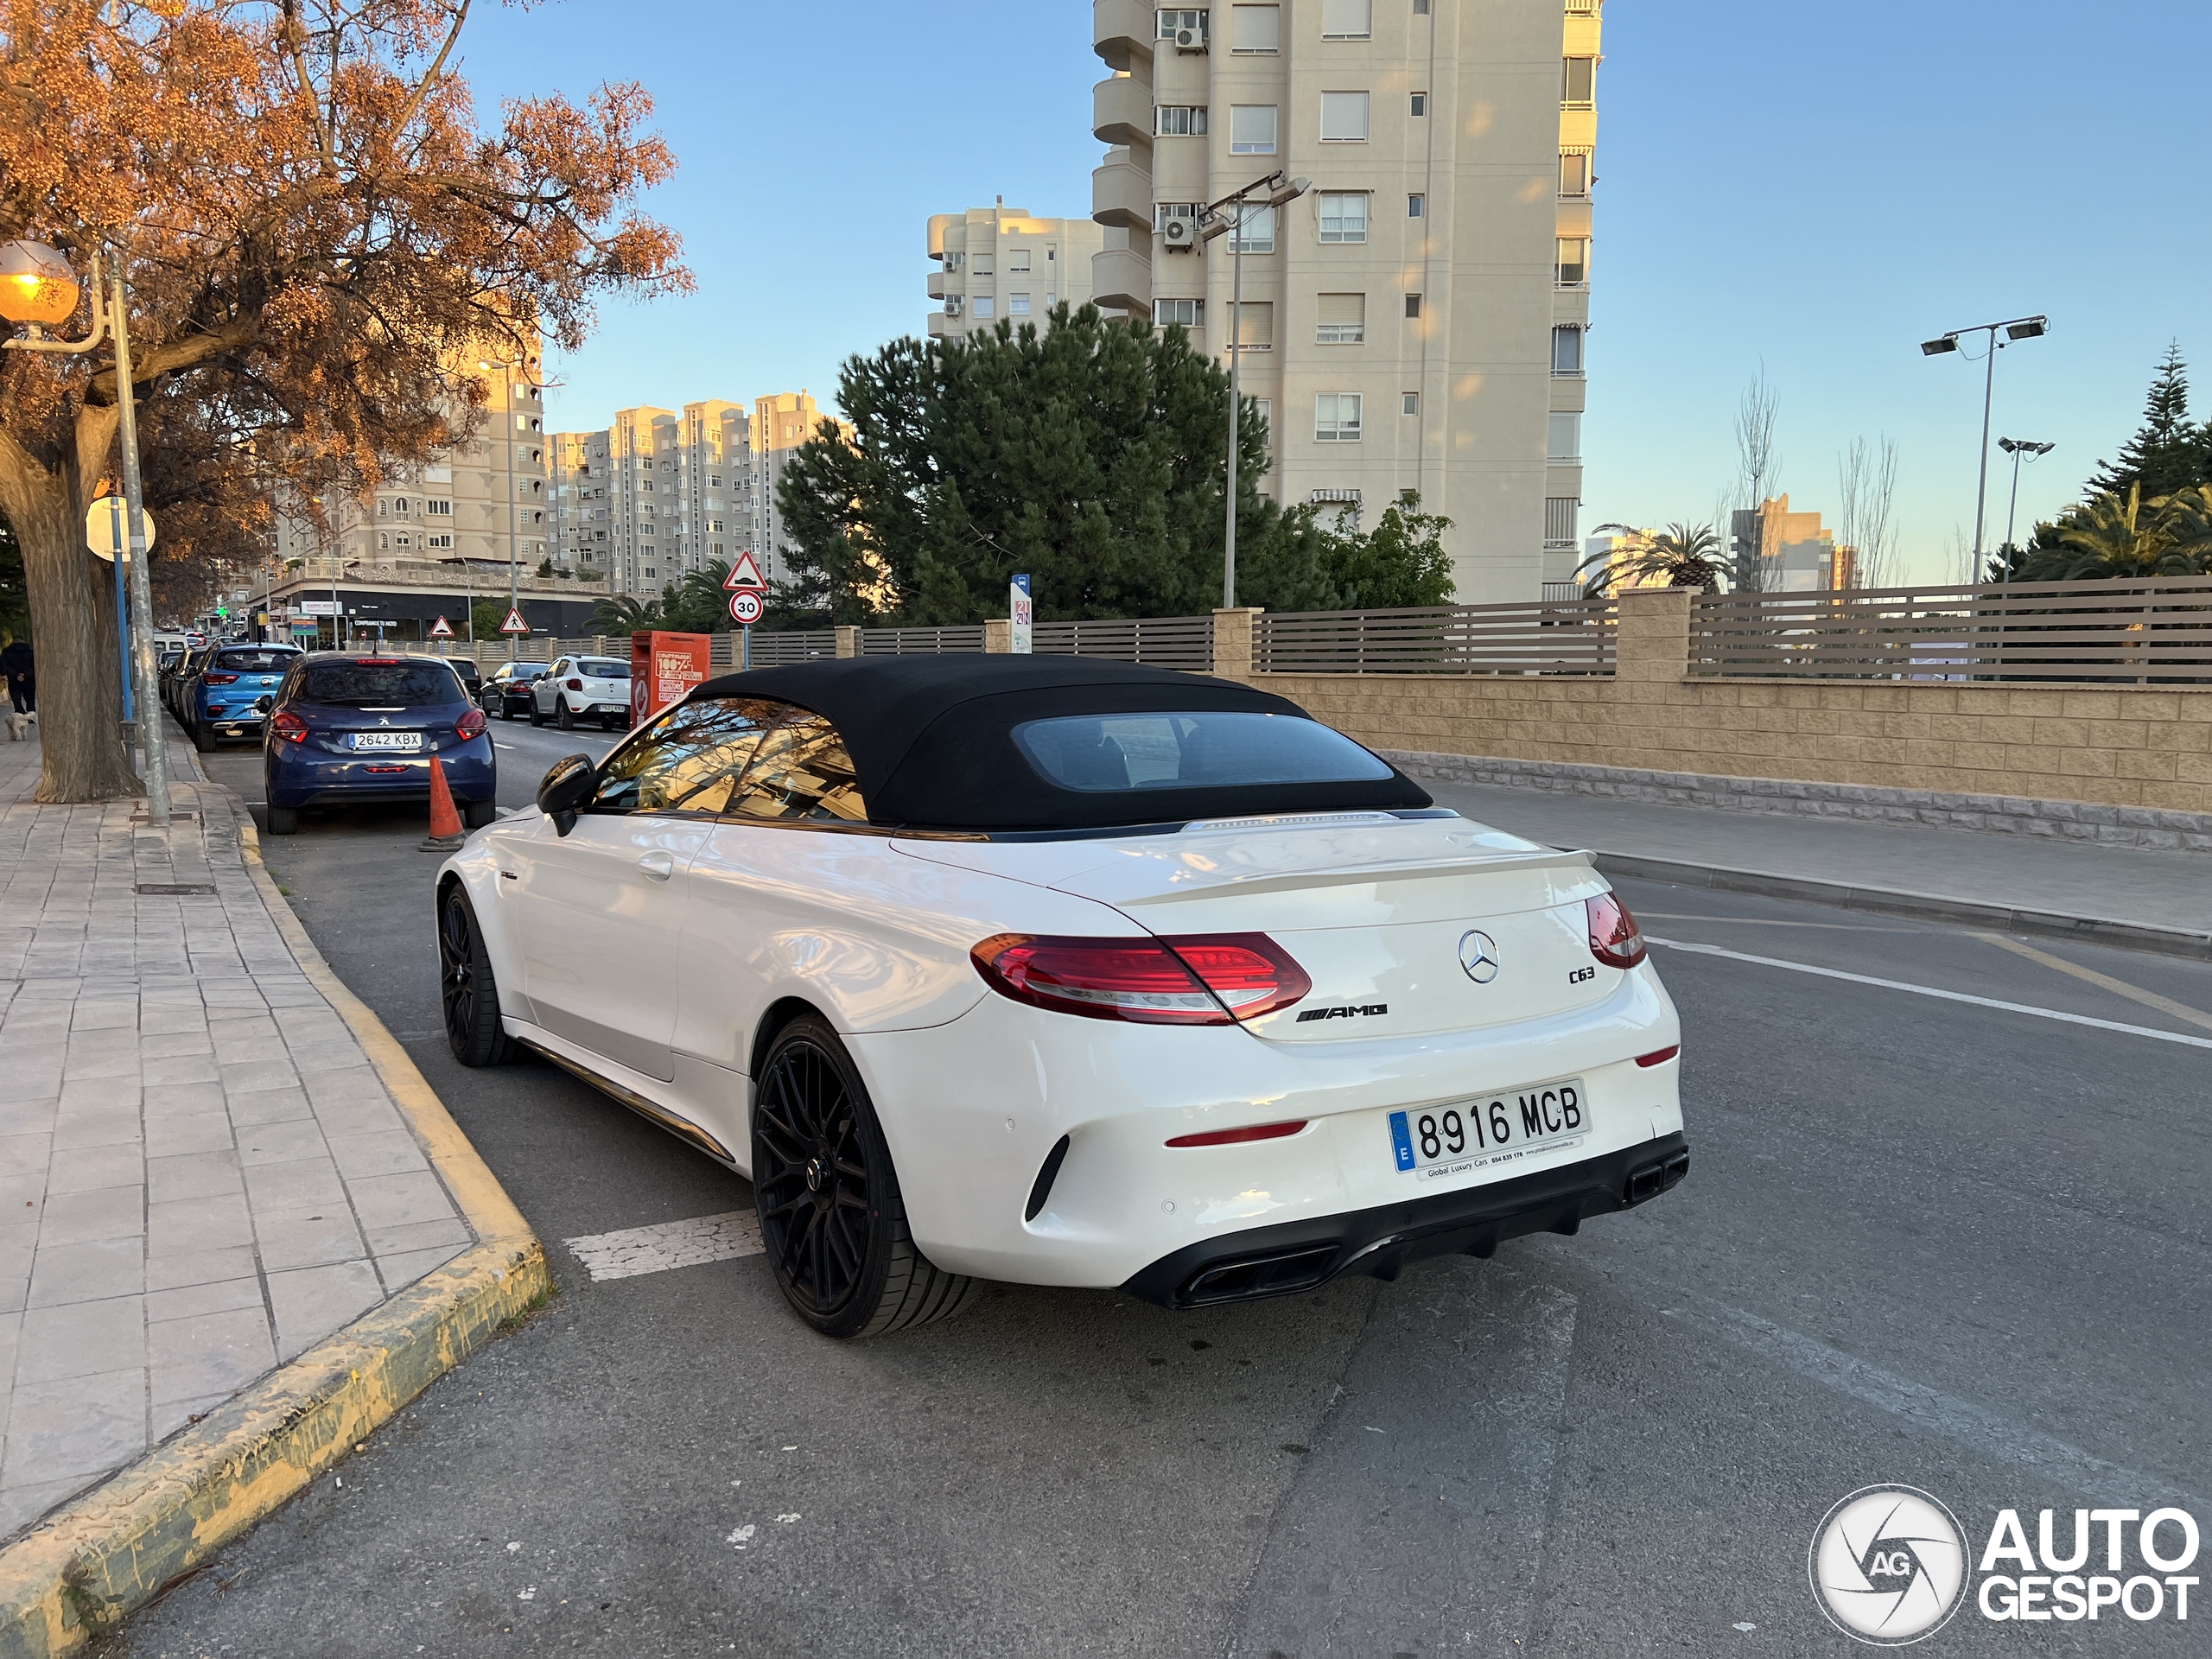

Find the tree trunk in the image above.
[{"left": 0, "top": 404, "right": 143, "bottom": 803}]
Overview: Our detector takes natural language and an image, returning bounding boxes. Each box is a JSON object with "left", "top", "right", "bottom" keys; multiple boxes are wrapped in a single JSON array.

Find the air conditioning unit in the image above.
[
  {"left": 1161, "top": 216, "right": 1199, "bottom": 251},
  {"left": 1175, "top": 24, "right": 1207, "bottom": 51}
]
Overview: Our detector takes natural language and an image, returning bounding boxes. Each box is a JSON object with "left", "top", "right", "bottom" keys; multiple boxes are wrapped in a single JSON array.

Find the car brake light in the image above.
[
  {"left": 1586, "top": 892, "right": 1647, "bottom": 969},
  {"left": 357, "top": 657, "right": 401, "bottom": 665},
  {"left": 455, "top": 708, "right": 486, "bottom": 739},
  {"left": 203, "top": 672, "right": 238, "bottom": 684},
  {"left": 566, "top": 677, "right": 582, "bottom": 690},
  {"left": 1635, "top": 1046, "right": 1680, "bottom": 1067},
  {"left": 970, "top": 932, "right": 1310, "bottom": 1025},
  {"left": 1166, "top": 1119, "right": 1308, "bottom": 1148},
  {"left": 270, "top": 710, "right": 308, "bottom": 744}
]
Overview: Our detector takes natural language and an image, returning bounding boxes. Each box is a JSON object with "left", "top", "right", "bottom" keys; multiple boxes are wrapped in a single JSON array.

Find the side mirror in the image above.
[
  {"left": 537, "top": 753, "right": 596, "bottom": 836},
  {"left": 255, "top": 695, "right": 274, "bottom": 714}
]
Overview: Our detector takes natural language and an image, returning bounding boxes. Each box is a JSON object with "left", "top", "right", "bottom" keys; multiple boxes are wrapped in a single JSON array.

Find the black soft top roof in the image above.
[{"left": 684, "top": 655, "right": 1430, "bottom": 831}]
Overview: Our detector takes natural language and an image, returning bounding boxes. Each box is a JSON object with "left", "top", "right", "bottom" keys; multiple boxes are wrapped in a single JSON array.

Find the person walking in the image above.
[{"left": 0, "top": 632, "right": 31, "bottom": 718}]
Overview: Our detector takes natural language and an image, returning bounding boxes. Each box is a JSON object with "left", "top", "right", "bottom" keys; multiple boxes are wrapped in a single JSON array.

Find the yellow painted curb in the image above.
[{"left": 0, "top": 808, "right": 550, "bottom": 1657}]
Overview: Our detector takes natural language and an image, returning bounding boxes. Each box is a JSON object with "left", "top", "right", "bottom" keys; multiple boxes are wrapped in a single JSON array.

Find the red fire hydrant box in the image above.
[{"left": 631, "top": 631, "right": 712, "bottom": 723}]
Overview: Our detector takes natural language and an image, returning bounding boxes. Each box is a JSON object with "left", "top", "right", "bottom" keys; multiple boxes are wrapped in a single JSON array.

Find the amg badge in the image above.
[{"left": 1295, "top": 1003, "right": 1389, "bottom": 1023}]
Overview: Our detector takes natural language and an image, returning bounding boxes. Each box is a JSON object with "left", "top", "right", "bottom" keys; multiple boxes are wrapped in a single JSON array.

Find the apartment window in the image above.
[
  {"left": 425, "top": 499, "right": 452, "bottom": 516},
  {"left": 377, "top": 531, "right": 388, "bottom": 549},
  {"left": 1156, "top": 105, "right": 1208, "bottom": 137},
  {"left": 1232, "top": 3, "right": 1278, "bottom": 51},
  {"left": 1316, "top": 293, "right": 1365, "bottom": 343},
  {"left": 1233, "top": 302, "right": 1274, "bottom": 352},
  {"left": 393, "top": 497, "right": 410, "bottom": 514},
  {"left": 427, "top": 533, "right": 454, "bottom": 550},
  {"left": 1157, "top": 201, "right": 1200, "bottom": 232},
  {"left": 1562, "top": 57, "right": 1596, "bottom": 106},
  {"left": 1545, "top": 497, "right": 1580, "bottom": 548},
  {"left": 1157, "top": 8, "right": 1207, "bottom": 39},
  {"left": 1229, "top": 202, "right": 1274, "bottom": 252},
  {"left": 1556, "top": 237, "right": 1589, "bottom": 286},
  {"left": 1318, "top": 191, "right": 1369, "bottom": 242},
  {"left": 709, "top": 474, "right": 721, "bottom": 486},
  {"left": 1314, "top": 394, "right": 1363, "bottom": 442},
  {"left": 971, "top": 256, "right": 994, "bottom": 276},
  {"left": 1010, "top": 293, "right": 1032, "bottom": 315},
  {"left": 944, "top": 251, "right": 964, "bottom": 271},
  {"left": 1548, "top": 413, "right": 1581, "bottom": 462},
  {"left": 1230, "top": 104, "right": 1278, "bottom": 154},
  {"left": 393, "top": 533, "right": 411, "bottom": 548},
  {"left": 1319, "top": 91, "right": 1370, "bottom": 142},
  {"left": 974, "top": 296, "right": 995, "bottom": 318},
  {"left": 640, "top": 479, "right": 654, "bottom": 492},
  {"left": 1251, "top": 399, "right": 1272, "bottom": 442},
  {"left": 1408, "top": 192, "right": 1425, "bottom": 218},
  {"left": 1413, "top": 0, "right": 1428, "bottom": 13},
  {"left": 1552, "top": 324, "right": 1586, "bottom": 375},
  {"left": 1154, "top": 297, "right": 1205, "bottom": 328},
  {"left": 1560, "top": 149, "right": 1591, "bottom": 198},
  {"left": 376, "top": 499, "right": 387, "bottom": 517},
  {"left": 708, "top": 518, "right": 725, "bottom": 533},
  {"left": 1008, "top": 250, "right": 1031, "bottom": 273},
  {"left": 1405, "top": 294, "right": 1423, "bottom": 319},
  {"left": 1402, "top": 391, "right": 1420, "bottom": 415},
  {"left": 1409, "top": 91, "right": 1427, "bottom": 116},
  {"left": 1320, "top": 0, "right": 1370, "bottom": 38}
]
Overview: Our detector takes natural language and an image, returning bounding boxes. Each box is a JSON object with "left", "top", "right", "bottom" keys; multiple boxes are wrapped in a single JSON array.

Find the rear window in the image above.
[
  {"left": 213, "top": 649, "right": 299, "bottom": 673},
  {"left": 298, "top": 662, "right": 464, "bottom": 707},
  {"left": 1013, "top": 711, "right": 1392, "bottom": 793},
  {"left": 579, "top": 658, "right": 630, "bottom": 678}
]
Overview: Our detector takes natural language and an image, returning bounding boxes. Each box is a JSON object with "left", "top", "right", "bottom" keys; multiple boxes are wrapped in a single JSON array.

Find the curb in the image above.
[
  {"left": 0, "top": 801, "right": 550, "bottom": 1657},
  {"left": 1591, "top": 851, "right": 2212, "bottom": 963}
]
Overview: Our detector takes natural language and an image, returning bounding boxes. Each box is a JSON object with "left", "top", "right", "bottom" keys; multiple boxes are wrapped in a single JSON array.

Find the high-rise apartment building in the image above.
[
  {"left": 926, "top": 203, "right": 1104, "bottom": 340},
  {"left": 550, "top": 401, "right": 754, "bottom": 594},
  {"left": 1731, "top": 496, "right": 1853, "bottom": 592},
  {"left": 1090, "top": 0, "right": 1604, "bottom": 601},
  {"left": 748, "top": 391, "right": 854, "bottom": 587}
]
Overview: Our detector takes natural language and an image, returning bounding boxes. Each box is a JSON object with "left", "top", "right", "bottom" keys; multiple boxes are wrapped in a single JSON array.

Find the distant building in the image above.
[
  {"left": 749, "top": 391, "right": 854, "bottom": 587},
  {"left": 927, "top": 203, "right": 1103, "bottom": 340},
  {"left": 1731, "top": 495, "right": 1853, "bottom": 592},
  {"left": 551, "top": 402, "right": 755, "bottom": 596}
]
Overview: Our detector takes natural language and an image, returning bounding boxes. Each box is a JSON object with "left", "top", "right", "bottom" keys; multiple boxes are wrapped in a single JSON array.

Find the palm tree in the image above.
[
  {"left": 2021, "top": 483, "right": 2209, "bottom": 580},
  {"left": 586, "top": 593, "right": 664, "bottom": 633},
  {"left": 1574, "top": 523, "right": 1728, "bottom": 596}
]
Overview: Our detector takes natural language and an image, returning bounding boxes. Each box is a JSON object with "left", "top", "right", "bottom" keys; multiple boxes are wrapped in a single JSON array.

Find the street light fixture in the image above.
[
  {"left": 1920, "top": 313, "right": 2049, "bottom": 580},
  {"left": 1198, "top": 170, "right": 1310, "bottom": 610},
  {"left": 1996, "top": 436, "right": 2056, "bottom": 575},
  {"left": 0, "top": 239, "right": 168, "bottom": 826}
]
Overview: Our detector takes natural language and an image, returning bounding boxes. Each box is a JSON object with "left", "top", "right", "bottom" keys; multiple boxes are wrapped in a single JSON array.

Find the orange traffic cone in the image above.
[{"left": 421, "top": 755, "right": 466, "bottom": 850}]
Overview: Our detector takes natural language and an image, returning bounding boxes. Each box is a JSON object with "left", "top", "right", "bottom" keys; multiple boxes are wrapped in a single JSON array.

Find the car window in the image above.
[
  {"left": 297, "top": 662, "right": 464, "bottom": 707},
  {"left": 588, "top": 697, "right": 782, "bottom": 815},
  {"left": 727, "top": 709, "right": 867, "bottom": 823},
  {"left": 1013, "top": 711, "right": 1392, "bottom": 793},
  {"left": 213, "top": 648, "right": 299, "bottom": 673},
  {"left": 580, "top": 658, "right": 631, "bottom": 678}
]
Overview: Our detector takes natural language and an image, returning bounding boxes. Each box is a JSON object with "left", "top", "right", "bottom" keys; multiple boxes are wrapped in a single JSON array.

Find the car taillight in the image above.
[
  {"left": 566, "top": 677, "right": 582, "bottom": 690},
  {"left": 455, "top": 708, "right": 486, "bottom": 739},
  {"left": 970, "top": 932, "right": 1310, "bottom": 1025},
  {"left": 1586, "top": 892, "right": 1647, "bottom": 969},
  {"left": 270, "top": 710, "right": 308, "bottom": 744},
  {"left": 1635, "top": 1046, "right": 1680, "bottom": 1067},
  {"left": 203, "top": 672, "right": 238, "bottom": 684},
  {"left": 1166, "top": 1120, "right": 1308, "bottom": 1148}
]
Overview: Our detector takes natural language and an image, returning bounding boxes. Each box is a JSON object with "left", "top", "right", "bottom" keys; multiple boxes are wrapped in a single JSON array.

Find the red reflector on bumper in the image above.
[
  {"left": 1165, "top": 1120, "right": 1307, "bottom": 1148},
  {"left": 1634, "top": 1046, "right": 1680, "bottom": 1067}
]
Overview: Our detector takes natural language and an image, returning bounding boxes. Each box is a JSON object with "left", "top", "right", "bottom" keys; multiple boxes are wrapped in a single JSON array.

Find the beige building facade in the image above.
[
  {"left": 1090, "top": 0, "right": 1604, "bottom": 601},
  {"left": 926, "top": 203, "right": 1104, "bottom": 340},
  {"left": 1731, "top": 495, "right": 1853, "bottom": 592},
  {"left": 550, "top": 402, "right": 757, "bottom": 595}
]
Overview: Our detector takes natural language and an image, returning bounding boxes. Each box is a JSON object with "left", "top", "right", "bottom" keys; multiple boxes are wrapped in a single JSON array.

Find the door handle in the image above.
[{"left": 637, "top": 851, "right": 675, "bottom": 881}]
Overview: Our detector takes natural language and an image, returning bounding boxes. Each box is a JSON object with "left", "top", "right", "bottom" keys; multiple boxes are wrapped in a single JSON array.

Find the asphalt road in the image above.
[{"left": 112, "top": 718, "right": 2211, "bottom": 1656}]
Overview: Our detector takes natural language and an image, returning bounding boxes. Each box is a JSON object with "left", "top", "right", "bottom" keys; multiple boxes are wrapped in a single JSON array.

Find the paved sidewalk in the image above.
[
  {"left": 1423, "top": 777, "right": 2212, "bottom": 937},
  {"left": 0, "top": 732, "right": 475, "bottom": 1540}
]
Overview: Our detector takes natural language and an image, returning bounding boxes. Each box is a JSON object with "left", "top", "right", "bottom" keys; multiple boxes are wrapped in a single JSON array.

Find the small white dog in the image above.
[{"left": 3, "top": 712, "right": 30, "bottom": 741}]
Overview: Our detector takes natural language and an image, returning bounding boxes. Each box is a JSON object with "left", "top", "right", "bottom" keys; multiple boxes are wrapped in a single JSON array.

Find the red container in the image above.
[{"left": 631, "top": 631, "right": 712, "bottom": 723}]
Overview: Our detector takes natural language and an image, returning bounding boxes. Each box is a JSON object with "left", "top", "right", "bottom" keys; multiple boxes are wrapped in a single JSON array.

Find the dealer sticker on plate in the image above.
[{"left": 1389, "top": 1077, "right": 1588, "bottom": 1183}]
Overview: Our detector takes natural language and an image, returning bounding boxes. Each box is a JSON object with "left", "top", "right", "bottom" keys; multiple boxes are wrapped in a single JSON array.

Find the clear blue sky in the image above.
[{"left": 467, "top": 0, "right": 2209, "bottom": 583}]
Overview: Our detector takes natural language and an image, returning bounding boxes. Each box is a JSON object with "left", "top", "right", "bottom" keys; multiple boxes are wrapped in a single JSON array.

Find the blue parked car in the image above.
[
  {"left": 262, "top": 654, "right": 496, "bottom": 836},
  {"left": 183, "top": 643, "right": 302, "bottom": 750}
]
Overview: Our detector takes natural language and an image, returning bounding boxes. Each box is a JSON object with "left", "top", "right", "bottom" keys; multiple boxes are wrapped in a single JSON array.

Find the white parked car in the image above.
[
  {"left": 437, "top": 658, "right": 1688, "bottom": 1338},
  {"left": 532, "top": 655, "right": 632, "bottom": 730}
]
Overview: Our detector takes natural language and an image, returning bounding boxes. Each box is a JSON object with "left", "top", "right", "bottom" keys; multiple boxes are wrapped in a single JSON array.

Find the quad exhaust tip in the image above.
[{"left": 1624, "top": 1149, "right": 1690, "bottom": 1206}]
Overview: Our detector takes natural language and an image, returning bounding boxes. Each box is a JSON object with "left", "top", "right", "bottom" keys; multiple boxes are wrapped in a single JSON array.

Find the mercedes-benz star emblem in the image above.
[{"left": 1458, "top": 930, "right": 1500, "bottom": 983}]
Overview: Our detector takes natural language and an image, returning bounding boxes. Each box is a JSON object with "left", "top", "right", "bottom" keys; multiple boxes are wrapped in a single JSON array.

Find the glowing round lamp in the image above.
[{"left": 0, "top": 241, "right": 81, "bottom": 329}]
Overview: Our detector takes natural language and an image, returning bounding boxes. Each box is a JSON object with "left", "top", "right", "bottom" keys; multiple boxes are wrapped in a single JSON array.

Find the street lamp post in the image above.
[
  {"left": 1198, "top": 171, "right": 1309, "bottom": 610},
  {"left": 0, "top": 240, "right": 170, "bottom": 826},
  {"left": 1921, "top": 315, "right": 2048, "bottom": 581},
  {"left": 1997, "top": 437, "right": 2056, "bottom": 577}
]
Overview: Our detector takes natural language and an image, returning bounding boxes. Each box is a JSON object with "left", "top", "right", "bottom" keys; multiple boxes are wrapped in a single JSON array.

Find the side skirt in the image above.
[{"left": 518, "top": 1039, "right": 740, "bottom": 1167}]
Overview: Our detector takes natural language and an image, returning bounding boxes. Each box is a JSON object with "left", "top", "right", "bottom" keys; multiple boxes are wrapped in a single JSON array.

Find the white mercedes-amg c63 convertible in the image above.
[{"left": 436, "top": 656, "right": 1688, "bottom": 1338}]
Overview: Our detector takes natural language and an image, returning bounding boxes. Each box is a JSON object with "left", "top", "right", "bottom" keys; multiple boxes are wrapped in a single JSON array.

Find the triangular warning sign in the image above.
[
  {"left": 499, "top": 606, "right": 529, "bottom": 634},
  {"left": 428, "top": 614, "right": 454, "bottom": 639},
  {"left": 722, "top": 550, "right": 766, "bottom": 592}
]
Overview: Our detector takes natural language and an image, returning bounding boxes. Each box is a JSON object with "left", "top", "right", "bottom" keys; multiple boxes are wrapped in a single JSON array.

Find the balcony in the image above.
[
  {"left": 1092, "top": 156, "right": 1154, "bottom": 231},
  {"left": 1093, "top": 75, "right": 1152, "bottom": 148},
  {"left": 926, "top": 313, "right": 959, "bottom": 339},
  {"left": 1092, "top": 245, "right": 1152, "bottom": 315},
  {"left": 926, "top": 270, "right": 954, "bottom": 301},
  {"left": 1093, "top": 0, "right": 1154, "bottom": 71}
]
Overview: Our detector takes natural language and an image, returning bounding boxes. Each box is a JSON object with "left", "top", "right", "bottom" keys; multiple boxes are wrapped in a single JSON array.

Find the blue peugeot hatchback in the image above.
[
  {"left": 263, "top": 654, "right": 496, "bottom": 836},
  {"left": 186, "top": 643, "right": 302, "bottom": 750}
]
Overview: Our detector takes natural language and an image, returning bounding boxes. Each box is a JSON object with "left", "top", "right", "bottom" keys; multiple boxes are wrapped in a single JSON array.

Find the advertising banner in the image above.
[{"left": 632, "top": 631, "right": 713, "bottom": 722}]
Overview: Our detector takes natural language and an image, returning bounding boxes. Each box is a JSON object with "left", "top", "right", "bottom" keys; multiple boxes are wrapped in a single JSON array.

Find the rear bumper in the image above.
[
  {"left": 1122, "top": 1131, "right": 1688, "bottom": 1308},
  {"left": 267, "top": 746, "right": 495, "bottom": 809}
]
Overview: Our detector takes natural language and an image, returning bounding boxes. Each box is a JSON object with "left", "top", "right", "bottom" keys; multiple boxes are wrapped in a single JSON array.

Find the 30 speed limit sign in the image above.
[{"left": 728, "top": 590, "right": 764, "bottom": 626}]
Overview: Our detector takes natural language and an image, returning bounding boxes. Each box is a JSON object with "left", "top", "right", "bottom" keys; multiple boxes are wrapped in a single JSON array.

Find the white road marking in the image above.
[
  {"left": 563, "top": 1210, "right": 763, "bottom": 1281},
  {"left": 1647, "top": 936, "right": 2212, "bottom": 1052}
]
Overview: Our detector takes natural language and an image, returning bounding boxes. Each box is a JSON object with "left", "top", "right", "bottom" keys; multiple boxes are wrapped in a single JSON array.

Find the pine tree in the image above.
[{"left": 2086, "top": 345, "right": 2211, "bottom": 500}]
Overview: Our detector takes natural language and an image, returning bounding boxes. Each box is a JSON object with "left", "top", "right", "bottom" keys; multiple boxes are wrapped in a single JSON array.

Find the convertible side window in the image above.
[
  {"left": 726, "top": 709, "right": 868, "bottom": 823},
  {"left": 587, "top": 697, "right": 781, "bottom": 815}
]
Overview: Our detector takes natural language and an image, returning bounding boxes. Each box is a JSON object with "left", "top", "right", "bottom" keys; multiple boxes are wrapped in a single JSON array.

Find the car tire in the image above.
[
  {"left": 190, "top": 720, "right": 215, "bottom": 753},
  {"left": 439, "top": 887, "right": 523, "bottom": 1067},
  {"left": 751, "top": 1016, "right": 975, "bottom": 1339},
  {"left": 556, "top": 698, "right": 575, "bottom": 731},
  {"left": 461, "top": 798, "right": 499, "bottom": 830},
  {"left": 529, "top": 700, "right": 545, "bottom": 728},
  {"left": 264, "top": 804, "right": 299, "bottom": 836}
]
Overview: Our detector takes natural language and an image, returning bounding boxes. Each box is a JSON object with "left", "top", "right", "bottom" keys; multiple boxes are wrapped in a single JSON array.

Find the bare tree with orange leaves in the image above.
[{"left": 0, "top": 0, "right": 688, "bottom": 800}]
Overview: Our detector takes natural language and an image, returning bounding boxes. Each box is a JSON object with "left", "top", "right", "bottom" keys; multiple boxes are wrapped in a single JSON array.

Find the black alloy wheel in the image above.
[
  {"left": 439, "top": 887, "right": 521, "bottom": 1066},
  {"left": 751, "top": 1017, "right": 973, "bottom": 1338}
]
